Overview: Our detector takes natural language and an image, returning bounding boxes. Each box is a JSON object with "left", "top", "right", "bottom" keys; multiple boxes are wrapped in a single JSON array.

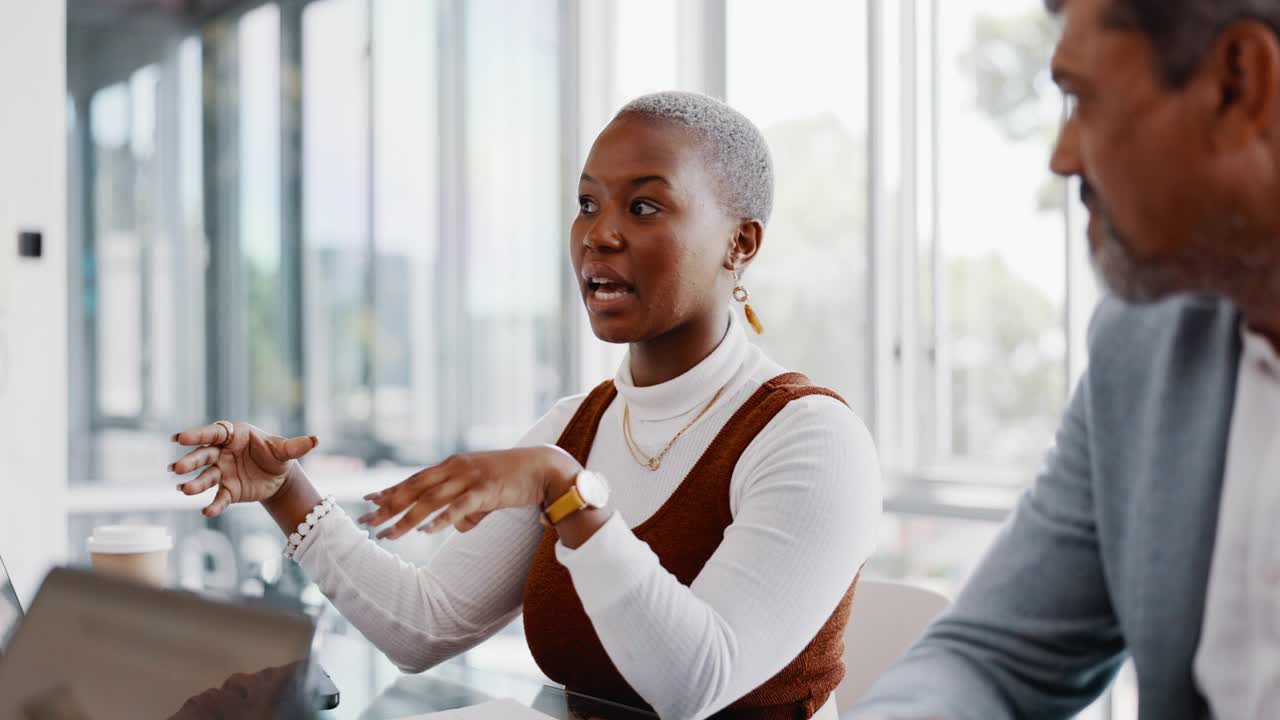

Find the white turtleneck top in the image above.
[{"left": 292, "top": 313, "right": 881, "bottom": 719}]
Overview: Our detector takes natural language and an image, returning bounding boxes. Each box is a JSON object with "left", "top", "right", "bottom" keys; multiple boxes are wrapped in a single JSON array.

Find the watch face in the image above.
[{"left": 576, "top": 471, "right": 610, "bottom": 508}]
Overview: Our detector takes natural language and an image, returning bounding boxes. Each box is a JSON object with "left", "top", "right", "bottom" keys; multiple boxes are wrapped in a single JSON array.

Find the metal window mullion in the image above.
[
  {"left": 928, "top": 0, "right": 951, "bottom": 461},
  {"left": 867, "top": 0, "right": 901, "bottom": 464},
  {"left": 896, "top": 0, "right": 920, "bottom": 469},
  {"left": 156, "top": 40, "right": 184, "bottom": 429},
  {"left": 70, "top": 92, "right": 97, "bottom": 482},
  {"left": 866, "top": 0, "right": 884, "bottom": 449},
  {"left": 137, "top": 61, "right": 157, "bottom": 426},
  {"left": 362, "top": 0, "right": 378, "bottom": 446},
  {"left": 677, "top": 0, "right": 726, "bottom": 99},
  {"left": 203, "top": 18, "right": 248, "bottom": 424},
  {"left": 189, "top": 36, "right": 209, "bottom": 439},
  {"left": 280, "top": 0, "right": 306, "bottom": 438},
  {"left": 704, "top": 0, "right": 726, "bottom": 99},
  {"left": 558, "top": 0, "right": 583, "bottom": 398},
  {"left": 435, "top": 0, "right": 468, "bottom": 454}
]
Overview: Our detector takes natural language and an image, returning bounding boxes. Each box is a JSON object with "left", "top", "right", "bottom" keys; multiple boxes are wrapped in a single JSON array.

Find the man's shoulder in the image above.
[{"left": 1087, "top": 293, "right": 1239, "bottom": 374}]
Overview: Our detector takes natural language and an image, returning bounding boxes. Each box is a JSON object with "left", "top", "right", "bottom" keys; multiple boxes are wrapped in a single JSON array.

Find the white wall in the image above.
[{"left": 0, "top": 0, "right": 68, "bottom": 603}]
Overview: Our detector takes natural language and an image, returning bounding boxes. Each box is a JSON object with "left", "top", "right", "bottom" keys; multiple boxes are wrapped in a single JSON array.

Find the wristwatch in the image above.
[{"left": 541, "top": 470, "right": 610, "bottom": 527}]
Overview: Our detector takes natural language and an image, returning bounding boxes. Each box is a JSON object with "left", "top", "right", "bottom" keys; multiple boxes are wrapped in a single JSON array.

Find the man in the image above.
[{"left": 853, "top": 0, "right": 1280, "bottom": 718}]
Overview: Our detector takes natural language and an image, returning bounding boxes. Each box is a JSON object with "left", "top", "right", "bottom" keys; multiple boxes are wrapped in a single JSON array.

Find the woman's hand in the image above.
[
  {"left": 358, "top": 445, "right": 583, "bottom": 540},
  {"left": 169, "top": 421, "right": 319, "bottom": 517},
  {"left": 167, "top": 662, "right": 303, "bottom": 720}
]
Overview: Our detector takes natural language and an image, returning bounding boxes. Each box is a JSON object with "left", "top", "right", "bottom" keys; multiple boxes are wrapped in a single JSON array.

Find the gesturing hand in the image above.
[
  {"left": 169, "top": 421, "right": 319, "bottom": 517},
  {"left": 167, "top": 662, "right": 303, "bottom": 720},
  {"left": 357, "top": 445, "right": 582, "bottom": 540}
]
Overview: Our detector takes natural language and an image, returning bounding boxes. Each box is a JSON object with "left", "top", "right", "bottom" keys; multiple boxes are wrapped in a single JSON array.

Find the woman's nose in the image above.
[{"left": 584, "top": 217, "right": 624, "bottom": 251}]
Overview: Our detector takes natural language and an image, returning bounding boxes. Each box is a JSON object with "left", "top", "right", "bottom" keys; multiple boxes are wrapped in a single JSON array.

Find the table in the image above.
[
  {"left": 310, "top": 628, "right": 655, "bottom": 720},
  {"left": 182, "top": 583, "right": 655, "bottom": 719},
  {"left": 354, "top": 662, "right": 658, "bottom": 720}
]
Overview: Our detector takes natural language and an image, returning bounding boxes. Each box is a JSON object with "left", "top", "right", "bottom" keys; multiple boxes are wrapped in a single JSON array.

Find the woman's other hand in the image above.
[
  {"left": 169, "top": 421, "right": 319, "bottom": 517},
  {"left": 357, "top": 445, "right": 582, "bottom": 540}
]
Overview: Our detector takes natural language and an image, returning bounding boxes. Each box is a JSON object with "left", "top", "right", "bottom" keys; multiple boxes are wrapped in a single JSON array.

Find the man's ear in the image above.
[{"left": 1203, "top": 20, "right": 1280, "bottom": 150}]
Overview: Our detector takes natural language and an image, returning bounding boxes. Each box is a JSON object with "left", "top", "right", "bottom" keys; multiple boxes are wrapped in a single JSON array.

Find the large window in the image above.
[
  {"left": 370, "top": 0, "right": 441, "bottom": 459},
  {"left": 242, "top": 3, "right": 294, "bottom": 435},
  {"left": 300, "top": 0, "right": 565, "bottom": 468},
  {"left": 726, "top": 0, "right": 871, "bottom": 418},
  {"left": 932, "top": 0, "right": 1073, "bottom": 471},
  {"left": 301, "top": 0, "right": 376, "bottom": 460},
  {"left": 462, "top": 0, "right": 566, "bottom": 451},
  {"left": 70, "top": 27, "right": 206, "bottom": 487}
]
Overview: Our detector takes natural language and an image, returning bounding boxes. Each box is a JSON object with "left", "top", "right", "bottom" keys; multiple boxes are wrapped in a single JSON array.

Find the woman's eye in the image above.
[
  {"left": 579, "top": 197, "right": 598, "bottom": 214},
  {"left": 631, "top": 200, "right": 658, "bottom": 216}
]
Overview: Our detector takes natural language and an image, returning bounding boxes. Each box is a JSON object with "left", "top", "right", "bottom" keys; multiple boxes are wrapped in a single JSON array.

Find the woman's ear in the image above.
[{"left": 724, "top": 219, "right": 764, "bottom": 271}]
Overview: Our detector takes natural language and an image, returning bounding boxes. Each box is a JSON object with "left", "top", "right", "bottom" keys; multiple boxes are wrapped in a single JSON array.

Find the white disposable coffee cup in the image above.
[{"left": 87, "top": 525, "right": 173, "bottom": 587}]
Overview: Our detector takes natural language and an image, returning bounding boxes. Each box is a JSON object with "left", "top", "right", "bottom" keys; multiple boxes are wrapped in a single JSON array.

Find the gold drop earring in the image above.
[{"left": 732, "top": 269, "right": 764, "bottom": 335}]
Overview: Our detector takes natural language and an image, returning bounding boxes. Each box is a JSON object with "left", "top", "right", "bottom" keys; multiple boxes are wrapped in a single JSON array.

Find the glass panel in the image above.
[
  {"left": 613, "top": 0, "right": 678, "bottom": 108},
  {"left": 302, "top": 0, "right": 374, "bottom": 460},
  {"left": 240, "top": 3, "right": 294, "bottom": 433},
  {"left": 92, "top": 80, "right": 144, "bottom": 420},
  {"left": 867, "top": 513, "right": 1000, "bottom": 594},
  {"left": 371, "top": 0, "right": 441, "bottom": 463},
  {"left": 462, "top": 0, "right": 564, "bottom": 450},
  {"left": 726, "top": 0, "right": 871, "bottom": 417},
  {"left": 936, "top": 0, "right": 1064, "bottom": 469},
  {"left": 72, "top": 20, "right": 207, "bottom": 485}
]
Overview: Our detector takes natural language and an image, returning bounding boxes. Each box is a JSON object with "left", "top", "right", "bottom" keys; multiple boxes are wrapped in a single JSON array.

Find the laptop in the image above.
[
  {"left": 0, "top": 556, "right": 339, "bottom": 714},
  {"left": 0, "top": 555, "right": 20, "bottom": 652},
  {"left": 0, "top": 567, "right": 319, "bottom": 720}
]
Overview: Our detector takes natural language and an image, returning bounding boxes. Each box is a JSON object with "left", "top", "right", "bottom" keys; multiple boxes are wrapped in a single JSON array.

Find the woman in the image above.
[{"left": 170, "top": 91, "right": 880, "bottom": 719}]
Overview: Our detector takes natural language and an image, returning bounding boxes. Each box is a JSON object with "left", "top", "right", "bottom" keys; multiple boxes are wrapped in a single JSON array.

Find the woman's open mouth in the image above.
[
  {"left": 582, "top": 267, "right": 636, "bottom": 313},
  {"left": 587, "top": 278, "right": 632, "bottom": 301}
]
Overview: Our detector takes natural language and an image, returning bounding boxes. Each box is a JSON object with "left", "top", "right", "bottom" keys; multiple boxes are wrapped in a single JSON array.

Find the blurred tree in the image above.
[
  {"left": 945, "top": 8, "right": 1066, "bottom": 465},
  {"left": 750, "top": 112, "right": 871, "bottom": 414},
  {"left": 964, "top": 10, "right": 1066, "bottom": 212},
  {"left": 247, "top": 265, "right": 299, "bottom": 430},
  {"left": 947, "top": 253, "right": 1063, "bottom": 463},
  {"left": 964, "top": 11, "right": 1057, "bottom": 141}
]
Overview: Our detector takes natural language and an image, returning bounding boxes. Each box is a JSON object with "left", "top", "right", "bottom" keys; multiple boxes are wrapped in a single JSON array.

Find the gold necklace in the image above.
[{"left": 623, "top": 384, "right": 728, "bottom": 471}]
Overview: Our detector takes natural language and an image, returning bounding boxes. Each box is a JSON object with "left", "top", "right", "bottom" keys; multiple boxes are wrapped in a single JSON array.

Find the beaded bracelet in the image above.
[{"left": 283, "top": 496, "right": 337, "bottom": 560}]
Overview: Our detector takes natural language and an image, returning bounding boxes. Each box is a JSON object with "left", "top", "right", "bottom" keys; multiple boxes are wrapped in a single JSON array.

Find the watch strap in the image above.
[{"left": 542, "top": 485, "right": 588, "bottom": 527}]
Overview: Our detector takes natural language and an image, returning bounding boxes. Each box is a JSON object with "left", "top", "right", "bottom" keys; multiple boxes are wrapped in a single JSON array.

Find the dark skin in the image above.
[
  {"left": 168, "top": 113, "right": 764, "bottom": 551},
  {"left": 167, "top": 662, "right": 302, "bottom": 720},
  {"left": 1050, "top": 0, "right": 1280, "bottom": 346},
  {"left": 573, "top": 114, "right": 762, "bottom": 386}
]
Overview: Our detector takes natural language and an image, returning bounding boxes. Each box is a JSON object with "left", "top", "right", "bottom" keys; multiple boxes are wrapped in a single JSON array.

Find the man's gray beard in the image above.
[
  {"left": 1091, "top": 211, "right": 1280, "bottom": 306},
  {"left": 1091, "top": 222, "right": 1192, "bottom": 303}
]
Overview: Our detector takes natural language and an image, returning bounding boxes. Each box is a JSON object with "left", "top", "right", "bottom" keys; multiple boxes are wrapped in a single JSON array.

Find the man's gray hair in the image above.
[
  {"left": 1046, "top": 0, "right": 1280, "bottom": 88},
  {"left": 616, "top": 91, "right": 774, "bottom": 225}
]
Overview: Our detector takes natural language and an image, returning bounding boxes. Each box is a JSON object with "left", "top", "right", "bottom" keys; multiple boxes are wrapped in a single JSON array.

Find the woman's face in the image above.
[{"left": 570, "top": 115, "right": 742, "bottom": 344}]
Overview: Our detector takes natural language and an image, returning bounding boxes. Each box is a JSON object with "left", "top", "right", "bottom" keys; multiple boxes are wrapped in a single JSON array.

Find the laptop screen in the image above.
[
  {"left": 0, "top": 555, "right": 21, "bottom": 650},
  {"left": 0, "top": 568, "right": 315, "bottom": 719}
]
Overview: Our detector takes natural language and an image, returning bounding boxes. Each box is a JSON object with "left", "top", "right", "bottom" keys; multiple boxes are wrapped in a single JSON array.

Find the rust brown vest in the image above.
[{"left": 523, "top": 372, "right": 858, "bottom": 719}]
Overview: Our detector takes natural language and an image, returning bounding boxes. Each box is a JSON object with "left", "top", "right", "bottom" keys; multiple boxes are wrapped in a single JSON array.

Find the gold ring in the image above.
[{"left": 214, "top": 420, "right": 235, "bottom": 447}]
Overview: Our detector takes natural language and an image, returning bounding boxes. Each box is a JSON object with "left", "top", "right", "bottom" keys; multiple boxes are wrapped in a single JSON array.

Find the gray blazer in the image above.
[{"left": 852, "top": 294, "right": 1241, "bottom": 720}]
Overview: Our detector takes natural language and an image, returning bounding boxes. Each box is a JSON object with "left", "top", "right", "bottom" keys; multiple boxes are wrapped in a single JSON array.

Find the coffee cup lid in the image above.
[{"left": 87, "top": 525, "right": 174, "bottom": 554}]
